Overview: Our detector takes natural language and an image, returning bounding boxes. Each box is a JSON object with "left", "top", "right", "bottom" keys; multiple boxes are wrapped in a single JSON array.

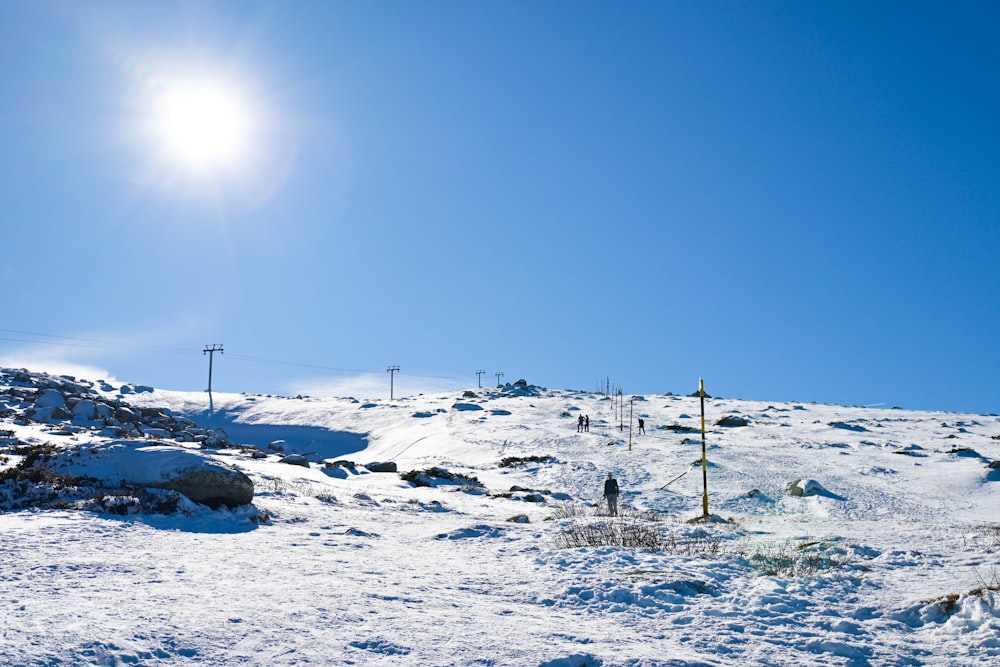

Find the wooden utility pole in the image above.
[
  {"left": 476, "top": 370, "right": 485, "bottom": 388},
  {"left": 203, "top": 344, "right": 223, "bottom": 393},
  {"left": 495, "top": 371, "right": 504, "bottom": 388},
  {"left": 700, "top": 378, "right": 709, "bottom": 519},
  {"left": 387, "top": 366, "right": 400, "bottom": 400}
]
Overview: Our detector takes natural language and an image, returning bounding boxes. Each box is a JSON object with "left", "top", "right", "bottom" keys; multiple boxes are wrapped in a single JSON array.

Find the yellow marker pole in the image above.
[{"left": 700, "top": 378, "right": 709, "bottom": 519}]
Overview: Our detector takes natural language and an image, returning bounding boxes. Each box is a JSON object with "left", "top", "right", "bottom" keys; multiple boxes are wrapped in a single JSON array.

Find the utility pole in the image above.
[
  {"left": 628, "top": 397, "right": 634, "bottom": 451},
  {"left": 203, "top": 344, "right": 223, "bottom": 393},
  {"left": 700, "top": 378, "right": 709, "bottom": 519},
  {"left": 476, "top": 370, "right": 485, "bottom": 388},
  {"left": 495, "top": 371, "right": 504, "bottom": 388},
  {"left": 618, "top": 388, "right": 624, "bottom": 431},
  {"left": 387, "top": 366, "right": 400, "bottom": 400}
]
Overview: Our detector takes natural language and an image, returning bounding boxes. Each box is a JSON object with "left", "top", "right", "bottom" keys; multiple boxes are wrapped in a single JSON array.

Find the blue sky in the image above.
[{"left": 1, "top": 1, "right": 998, "bottom": 413}]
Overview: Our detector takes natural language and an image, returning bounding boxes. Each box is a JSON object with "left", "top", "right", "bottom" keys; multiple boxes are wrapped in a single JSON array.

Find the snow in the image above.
[{"left": 2, "top": 375, "right": 1000, "bottom": 665}]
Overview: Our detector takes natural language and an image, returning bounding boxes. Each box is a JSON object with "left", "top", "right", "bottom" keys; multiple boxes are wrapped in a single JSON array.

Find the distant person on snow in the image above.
[
  {"left": 638, "top": 418, "right": 645, "bottom": 434},
  {"left": 603, "top": 472, "right": 619, "bottom": 516},
  {"left": 577, "top": 415, "right": 584, "bottom": 432},
  {"left": 585, "top": 415, "right": 590, "bottom": 432}
]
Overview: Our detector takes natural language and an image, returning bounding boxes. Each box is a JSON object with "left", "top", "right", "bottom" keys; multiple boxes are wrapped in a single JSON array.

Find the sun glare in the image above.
[{"left": 154, "top": 80, "right": 252, "bottom": 171}]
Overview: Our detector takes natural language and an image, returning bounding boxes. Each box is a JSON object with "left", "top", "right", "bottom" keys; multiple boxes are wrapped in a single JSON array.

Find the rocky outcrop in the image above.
[
  {"left": 0, "top": 369, "right": 235, "bottom": 447},
  {"left": 1, "top": 370, "right": 253, "bottom": 512},
  {"left": 155, "top": 467, "right": 254, "bottom": 509},
  {"left": 47, "top": 442, "right": 254, "bottom": 510}
]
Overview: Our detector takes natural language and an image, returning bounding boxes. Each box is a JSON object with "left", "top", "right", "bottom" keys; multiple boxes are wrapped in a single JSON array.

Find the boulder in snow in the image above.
[
  {"left": 36, "top": 389, "right": 67, "bottom": 409},
  {"left": 72, "top": 399, "right": 98, "bottom": 421},
  {"left": 786, "top": 478, "right": 828, "bottom": 497},
  {"left": 159, "top": 467, "right": 254, "bottom": 509},
  {"left": 716, "top": 415, "right": 750, "bottom": 427},
  {"left": 50, "top": 442, "right": 253, "bottom": 509},
  {"left": 279, "top": 454, "right": 310, "bottom": 468}
]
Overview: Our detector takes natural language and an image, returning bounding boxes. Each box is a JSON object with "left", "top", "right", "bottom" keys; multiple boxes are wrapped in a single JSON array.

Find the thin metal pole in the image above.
[
  {"left": 700, "top": 378, "right": 709, "bottom": 518},
  {"left": 628, "top": 397, "right": 634, "bottom": 451},
  {"left": 204, "top": 344, "right": 223, "bottom": 392},
  {"left": 619, "top": 388, "right": 624, "bottom": 431},
  {"left": 387, "top": 366, "right": 400, "bottom": 400}
]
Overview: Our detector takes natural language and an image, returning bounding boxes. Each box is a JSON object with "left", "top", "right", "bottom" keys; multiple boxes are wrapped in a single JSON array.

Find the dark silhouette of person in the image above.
[
  {"left": 603, "top": 472, "right": 619, "bottom": 516},
  {"left": 585, "top": 415, "right": 590, "bottom": 432},
  {"left": 577, "top": 414, "right": 584, "bottom": 432},
  {"left": 638, "top": 418, "right": 645, "bottom": 434}
]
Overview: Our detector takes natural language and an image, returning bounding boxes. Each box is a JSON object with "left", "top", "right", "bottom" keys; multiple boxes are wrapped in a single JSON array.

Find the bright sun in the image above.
[{"left": 155, "top": 81, "right": 252, "bottom": 171}]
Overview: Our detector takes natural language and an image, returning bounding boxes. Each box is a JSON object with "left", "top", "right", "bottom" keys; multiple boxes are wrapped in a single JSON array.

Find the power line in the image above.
[
  {"left": 223, "top": 352, "right": 370, "bottom": 375},
  {"left": 0, "top": 328, "right": 194, "bottom": 355},
  {"left": 0, "top": 326, "right": 474, "bottom": 387},
  {"left": 224, "top": 352, "right": 466, "bottom": 383}
]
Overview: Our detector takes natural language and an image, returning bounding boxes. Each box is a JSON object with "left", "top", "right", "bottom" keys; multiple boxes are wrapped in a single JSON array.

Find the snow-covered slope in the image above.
[{"left": 2, "top": 371, "right": 999, "bottom": 666}]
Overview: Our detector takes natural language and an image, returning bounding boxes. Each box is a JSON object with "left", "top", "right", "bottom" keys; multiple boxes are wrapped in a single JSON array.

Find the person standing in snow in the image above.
[
  {"left": 577, "top": 414, "right": 584, "bottom": 432},
  {"left": 603, "top": 472, "right": 619, "bottom": 516},
  {"left": 585, "top": 415, "right": 590, "bottom": 432},
  {"left": 638, "top": 418, "right": 645, "bottom": 434}
]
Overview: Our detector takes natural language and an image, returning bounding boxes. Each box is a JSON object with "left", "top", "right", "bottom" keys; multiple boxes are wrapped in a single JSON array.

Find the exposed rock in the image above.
[
  {"left": 786, "top": 478, "right": 827, "bottom": 497},
  {"left": 36, "top": 389, "right": 67, "bottom": 409},
  {"left": 716, "top": 415, "right": 749, "bottom": 427},
  {"left": 829, "top": 421, "right": 869, "bottom": 432},
  {"left": 506, "top": 514, "right": 530, "bottom": 523},
  {"left": 46, "top": 442, "right": 254, "bottom": 510},
  {"left": 400, "top": 467, "right": 483, "bottom": 488},
  {"left": 115, "top": 406, "right": 139, "bottom": 423},
  {"left": 366, "top": 461, "right": 397, "bottom": 473},
  {"left": 945, "top": 447, "right": 982, "bottom": 458},
  {"left": 155, "top": 468, "right": 253, "bottom": 509},
  {"left": 279, "top": 454, "right": 310, "bottom": 468},
  {"left": 50, "top": 407, "right": 73, "bottom": 421},
  {"left": 502, "top": 381, "right": 543, "bottom": 397},
  {"left": 664, "top": 423, "right": 701, "bottom": 433}
]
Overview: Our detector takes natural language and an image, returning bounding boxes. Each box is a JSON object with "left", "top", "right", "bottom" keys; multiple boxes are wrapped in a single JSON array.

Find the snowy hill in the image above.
[{"left": 2, "top": 369, "right": 999, "bottom": 666}]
